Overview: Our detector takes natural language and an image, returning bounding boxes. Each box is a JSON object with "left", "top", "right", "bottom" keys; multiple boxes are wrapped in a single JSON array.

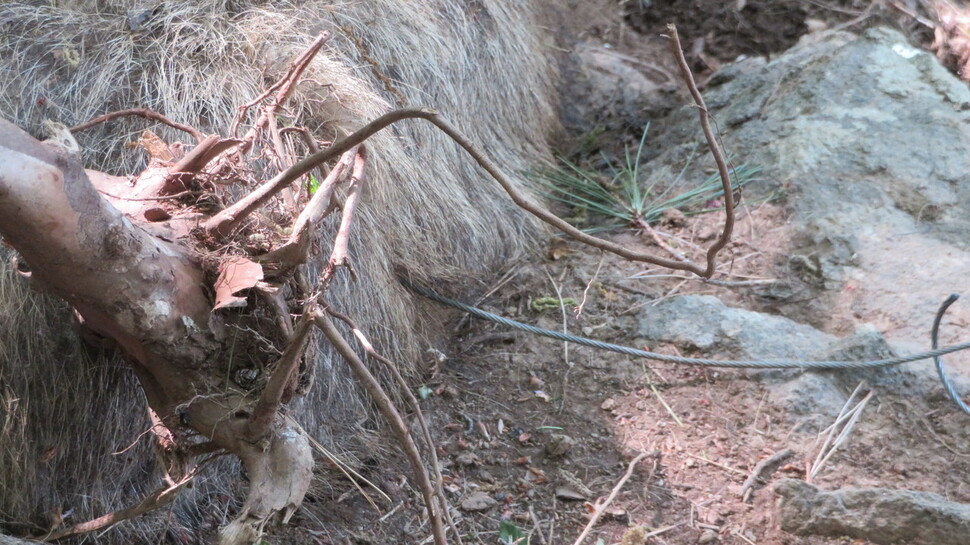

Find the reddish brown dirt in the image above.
[{"left": 403, "top": 203, "right": 970, "bottom": 545}]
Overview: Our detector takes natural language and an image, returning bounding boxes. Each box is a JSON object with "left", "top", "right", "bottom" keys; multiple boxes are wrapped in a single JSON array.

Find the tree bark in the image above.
[{"left": 0, "top": 119, "right": 313, "bottom": 544}]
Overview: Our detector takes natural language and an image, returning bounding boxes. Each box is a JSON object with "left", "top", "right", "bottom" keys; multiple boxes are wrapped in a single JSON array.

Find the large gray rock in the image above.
[
  {"left": 636, "top": 296, "right": 916, "bottom": 417},
  {"left": 776, "top": 479, "right": 970, "bottom": 545},
  {"left": 637, "top": 295, "right": 834, "bottom": 359},
  {"left": 643, "top": 27, "right": 970, "bottom": 397}
]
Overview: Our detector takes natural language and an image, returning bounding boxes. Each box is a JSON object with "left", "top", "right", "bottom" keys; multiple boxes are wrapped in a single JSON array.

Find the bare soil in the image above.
[
  {"left": 289, "top": 200, "right": 970, "bottom": 545},
  {"left": 416, "top": 210, "right": 970, "bottom": 545}
]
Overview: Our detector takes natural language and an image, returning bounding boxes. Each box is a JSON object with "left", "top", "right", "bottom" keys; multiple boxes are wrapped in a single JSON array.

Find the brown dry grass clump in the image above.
[{"left": 0, "top": 0, "right": 561, "bottom": 540}]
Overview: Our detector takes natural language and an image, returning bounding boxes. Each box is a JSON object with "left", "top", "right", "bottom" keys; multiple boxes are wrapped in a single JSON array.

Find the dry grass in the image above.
[
  {"left": 0, "top": 0, "right": 560, "bottom": 539},
  {"left": 0, "top": 250, "right": 216, "bottom": 540}
]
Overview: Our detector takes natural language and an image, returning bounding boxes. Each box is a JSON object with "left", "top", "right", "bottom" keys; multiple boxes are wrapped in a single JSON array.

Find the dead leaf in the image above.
[
  {"left": 547, "top": 238, "right": 570, "bottom": 260},
  {"left": 213, "top": 257, "right": 263, "bottom": 310},
  {"left": 555, "top": 487, "right": 586, "bottom": 501},
  {"left": 138, "top": 130, "right": 175, "bottom": 163}
]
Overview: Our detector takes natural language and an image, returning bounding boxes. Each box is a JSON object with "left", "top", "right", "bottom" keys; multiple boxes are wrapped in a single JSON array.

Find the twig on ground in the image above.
[
  {"left": 298, "top": 421, "right": 388, "bottom": 514},
  {"left": 529, "top": 506, "right": 547, "bottom": 545},
  {"left": 548, "top": 496, "right": 557, "bottom": 545},
  {"left": 570, "top": 451, "right": 657, "bottom": 545},
  {"left": 702, "top": 277, "right": 780, "bottom": 287},
  {"left": 629, "top": 272, "right": 782, "bottom": 287},
  {"left": 313, "top": 312, "right": 447, "bottom": 545},
  {"left": 808, "top": 382, "right": 866, "bottom": 481},
  {"left": 378, "top": 503, "right": 404, "bottom": 523},
  {"left": 685, "top": 453, "right": 747, "bottom": 476},
  {"left": 453, "top": 266, "right": 520, "bottom": 334},
  {"left": 69, "top": 108, "right": 204, "bottom": 143},
  {"left": 648, "top": 381, "right": 684, "bottom": 427},
  {"left": 544, "top": 268, "right": 573, "bottom": 414},
  {"left": 650, "top": 278, "right": 689, "bottom": 307},
  {"left": 732, "top": 529, "right": 758, "bottom": 545},
  {"left": 644, "top": 523, "right": 683, "bottom": 540},
  {"left": 808, "top": 386, "right": 872, "bottom": 482},
  {"left": 37, "top": 454, "right": 220, "bottom": 541},
  {"left": 605, "top": 281, "right": 652, "bottom": 297},
  {"left": 575, "top": 252, "right": 605, "bottom": 318},
  {"left": 636, "top": 218, "right": 690, "bottom": 263},
  {"left": 739, "top": 448, "right": 794, "bottom": 502}
]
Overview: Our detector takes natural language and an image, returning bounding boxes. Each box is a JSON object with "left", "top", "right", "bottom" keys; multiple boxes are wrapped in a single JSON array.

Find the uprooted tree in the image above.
[{"left": 0, "top": 28, "right": 734, "bottom": 545}]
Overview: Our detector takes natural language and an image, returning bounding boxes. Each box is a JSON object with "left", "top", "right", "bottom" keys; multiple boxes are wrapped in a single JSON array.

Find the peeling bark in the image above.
[{"left": 0, "top": 119, "right": 313, "bottom": 544}]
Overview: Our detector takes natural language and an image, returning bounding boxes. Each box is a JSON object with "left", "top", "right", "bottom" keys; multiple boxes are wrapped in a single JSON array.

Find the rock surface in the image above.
[
  {"left": 459, "top": 491, "right": 497, "bottom": 512},
  {"left": 635, "top": 295, "right": 915, "bottom": 417},
  {"left": 641, "top": 26, "right": 970, "bottom": 403},
  {"left": 637, "top": 295, "right": 834, "bottom": 359},
  {"left": 776, "top": 479, "right": 970, "bottom": 545}
]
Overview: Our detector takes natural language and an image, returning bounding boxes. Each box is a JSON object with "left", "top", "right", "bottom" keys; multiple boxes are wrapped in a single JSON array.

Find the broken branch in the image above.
[
  {"left": 313, "top": 311, "right": 448, "bottom": 545},
  {"left": 739, "top": 448, "right": 794, "bottom": 502},
  {"left": 570, "top": 451, "right": 657, "bottom": 545},
  {"left": 326, "top": 307, "right": 461, "bottom": 544},
  {"left": 256, "top": 146, "right": 358, "bottom": 271},
  {"left": 666, "top": 23, "right": 738, "bottom": 278},
  {"left": 37, "top": 458, "right": 214, "bottom": 542},
  {"left": 206, "top": 107, "right": 734, "bottom": 277},
  {"left": 246, "top": 307, "right": 318, "bottom": 441},
  {"left": 69, "top": 108, "right": 204, "bottom": 143},
  {"left": 234, "top": 32, "right": 332, "bottom": 154},
  {"left": 320, "top": 146, "right": 367, "bottom": 286}
]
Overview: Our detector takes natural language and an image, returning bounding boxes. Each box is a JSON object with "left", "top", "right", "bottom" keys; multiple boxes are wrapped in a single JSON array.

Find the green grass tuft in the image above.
[{"left": 535, "top": 126, "right": 761, "bottom": 232}]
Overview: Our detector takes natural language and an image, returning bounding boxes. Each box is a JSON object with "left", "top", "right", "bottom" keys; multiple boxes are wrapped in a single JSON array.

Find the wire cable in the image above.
[
  {"left": 402, "top": 279, "right": 970, "bottom": 411},
  {"left": 932, "top": 294, "right": 970, "bottom": 415}
]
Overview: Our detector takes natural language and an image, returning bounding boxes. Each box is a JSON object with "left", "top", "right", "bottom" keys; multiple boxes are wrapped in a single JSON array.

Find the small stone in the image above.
[
  {"left": 698, "top": 529, "right": 719, "bottom": 544},
  {"left": 439, "top": 384, "right": 460, "bottom": 399},
  {"left": 696, "top": 226, "right": 718, "bottom": 241},
  {"left": 601, "top": 398, "right": 617, "bottom": 411},
  {"left": 805, "top": 18, "right": 828, "bottom": 33},
  {"left": 544, "top": 433, "right": 575, "bottom": 458},
  {"left": 603, "top": 508, "right": 629, "bottom": 523},
  {"left": 455, "top": 452, "right": 478, "bottom": 467},
  {"left": 459, "top": 491, "right": 496, "bottom": 512},
  {"left": 662, "top": 208, "right": 687, "bottom": 227}
]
